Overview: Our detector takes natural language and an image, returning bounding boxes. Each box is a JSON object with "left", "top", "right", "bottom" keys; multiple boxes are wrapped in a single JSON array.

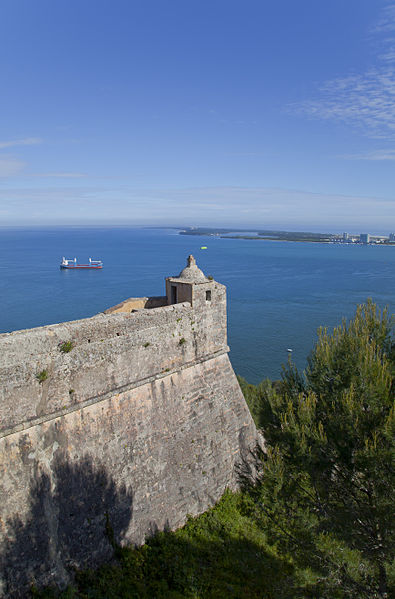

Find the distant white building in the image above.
[
  {"left": 360, "top": 233, "right": 370, "bottom": 244},
  {"left": 389, "top": 233, "right": 395, "bottom": 242}
]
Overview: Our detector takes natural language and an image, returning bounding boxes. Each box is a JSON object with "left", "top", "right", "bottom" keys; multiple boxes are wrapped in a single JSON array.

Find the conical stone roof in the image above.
[{"left": 178, "top": 255, "right": 208, "bottom": 283}]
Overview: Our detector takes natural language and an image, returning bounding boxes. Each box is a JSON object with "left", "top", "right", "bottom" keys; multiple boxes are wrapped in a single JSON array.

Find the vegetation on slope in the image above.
[
  {"left": 34, "top": 489, "right": 303, "bottom": 599},
  {"left": 240, "top": 300, "right": 395, "bottom": 599},
  {"left": 34, "top": 301, "right": 394, "bottom": 599}
]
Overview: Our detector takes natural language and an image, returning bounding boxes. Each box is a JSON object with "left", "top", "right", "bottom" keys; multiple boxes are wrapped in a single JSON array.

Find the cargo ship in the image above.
[{"left": 60, "top": 257, "right": 103, "bottom": 269}]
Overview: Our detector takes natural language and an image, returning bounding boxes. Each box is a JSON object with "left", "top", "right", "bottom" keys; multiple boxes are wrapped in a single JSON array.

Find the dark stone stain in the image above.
[{"left": 17, "top": 435, "right": 32, "bottom": 466}]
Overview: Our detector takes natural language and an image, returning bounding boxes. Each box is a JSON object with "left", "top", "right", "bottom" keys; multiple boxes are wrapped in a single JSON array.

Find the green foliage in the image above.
[
  {"left": 33, "top": 491, "right": 299, "bottom": 598},
  {"left": 179, "top": 337, "right": 186, "bottom": 346},
  {"left": 246, "top": 300, "right": 395, "bottom": 598},
  {"left": 36, "top": 370, "right": 48, "bottom": 384},
  {"left": 59, "top": 341, "right": 74, "bottom": 353},
  {"left": 238, "top": 376, "right": 283, "bottom": 430},
  {"left": 143, "top": 342, "right": 150, "bottom": 348}
]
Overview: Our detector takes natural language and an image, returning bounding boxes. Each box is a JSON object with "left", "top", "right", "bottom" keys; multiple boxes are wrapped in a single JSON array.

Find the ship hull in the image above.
[{"left": 60, "top": 265, "right": 103, "bottom": 269}]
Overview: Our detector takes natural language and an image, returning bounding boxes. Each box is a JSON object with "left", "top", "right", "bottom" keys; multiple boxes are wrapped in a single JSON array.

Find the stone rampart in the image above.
[
  {"left": 0, "top": 293, "right": 226, "bottom": 437},
  {"left": 0, "top": 257, "right": 258, "bottom": 596}
]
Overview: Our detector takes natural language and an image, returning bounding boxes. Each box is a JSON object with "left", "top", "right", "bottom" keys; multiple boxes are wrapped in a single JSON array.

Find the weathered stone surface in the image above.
[
  {"left": 104, "top": 295, "right": 167, "bottom": 313},
  {"left": 0, "top": 257, "right": 258, "bottom": 596}
]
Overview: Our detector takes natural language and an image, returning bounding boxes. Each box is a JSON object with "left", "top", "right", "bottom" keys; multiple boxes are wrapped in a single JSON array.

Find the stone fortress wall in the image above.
[{"left": 0, "top": 256, "right": 258, "bottom": 596}]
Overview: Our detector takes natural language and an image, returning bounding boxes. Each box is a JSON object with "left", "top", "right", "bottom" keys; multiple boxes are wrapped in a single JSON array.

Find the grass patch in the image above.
[
  {"left": 36, "top": 370, "right": 48, "bottom": 384},
  {"left": 59, "top": 341, "right": 74, "bottom": 353}
]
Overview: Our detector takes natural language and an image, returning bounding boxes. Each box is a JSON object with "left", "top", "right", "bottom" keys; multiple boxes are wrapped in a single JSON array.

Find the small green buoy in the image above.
[{"left": 200, "top": 246, "right": 207, "bottom": 249}]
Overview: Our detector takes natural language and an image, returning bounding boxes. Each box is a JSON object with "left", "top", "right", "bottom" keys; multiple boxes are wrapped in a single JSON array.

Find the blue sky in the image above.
[{"left": 0, "top": 0, "right": 394, "bottom": 233}]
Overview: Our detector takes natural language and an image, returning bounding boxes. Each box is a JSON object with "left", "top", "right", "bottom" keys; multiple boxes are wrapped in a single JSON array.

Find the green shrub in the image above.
[
  {"left": 179, "top": 337, "right": 186, "bottom": 346},
  {"left": 36, "top": 370, "right": 48, "bottom": 384},
  {"left": 59, "top": 340, "right": 74, "bottom": 353}
]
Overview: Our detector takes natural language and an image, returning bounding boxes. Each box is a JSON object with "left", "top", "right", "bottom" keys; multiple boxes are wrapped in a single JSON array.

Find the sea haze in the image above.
[{"left": 0, "top": 227, "right": 394, "bottom": 383}]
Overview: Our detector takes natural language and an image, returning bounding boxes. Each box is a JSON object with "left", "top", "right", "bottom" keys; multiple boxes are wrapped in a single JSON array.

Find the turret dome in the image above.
[{"left": 178, "top": 255, "right": 208, "bottom": 283}]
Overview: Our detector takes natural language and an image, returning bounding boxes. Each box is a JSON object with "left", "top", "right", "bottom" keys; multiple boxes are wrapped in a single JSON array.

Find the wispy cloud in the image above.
[
  {"left": 0, "top": 184, "right": 393, "bottom": 232},
  {"left": 293, "top": 4, "right": 395, "bottom": 142},
  {"left": 341, "top": 149, "right": 395, "bottom": 161},
  {"left": 373, "top": 4, "right": 395, "bottom": 65},
  {"left": 296, "top": 67, "right": 395, "bottom": 140},
  {"left": 0, "top": 156, "right": 26, "bottom": 177},
  {"left": 371, "top": 3, "right": 395, "bottom": 33},
  {"left": 31, "top": 172, "right": 87, "bottom": 178},
  {"left": 0, "top": 137, "right": 42, "bottom": 150},
  {"left": 378, "top": 48, "right": 395, "bottom": 62}
]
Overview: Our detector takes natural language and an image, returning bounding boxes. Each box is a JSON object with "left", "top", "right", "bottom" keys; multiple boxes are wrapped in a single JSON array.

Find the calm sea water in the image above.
[{"left": 0, "top": 227, "right": 394, "bottom": 383}]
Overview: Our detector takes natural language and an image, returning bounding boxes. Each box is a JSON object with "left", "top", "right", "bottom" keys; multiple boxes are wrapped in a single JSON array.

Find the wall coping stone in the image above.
[{"left": 0, "top": 301, "right": 192, "bottom": 342}]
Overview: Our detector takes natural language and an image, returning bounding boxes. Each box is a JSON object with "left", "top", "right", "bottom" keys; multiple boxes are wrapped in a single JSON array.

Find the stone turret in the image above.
[
  {"left": 178, "top": 255, "right": 208, "bottom": 282},
  {"left": 166, "top": 255, "right": 219, "bottom": 308}
]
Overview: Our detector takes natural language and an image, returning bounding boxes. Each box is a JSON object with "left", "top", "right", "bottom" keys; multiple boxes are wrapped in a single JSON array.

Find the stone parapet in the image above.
[{"left": 0, "top": 298, "right": 226, "bottom": 436}]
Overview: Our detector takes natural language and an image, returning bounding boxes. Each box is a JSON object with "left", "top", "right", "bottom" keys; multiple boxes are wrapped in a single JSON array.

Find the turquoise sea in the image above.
[{"left": 0, "top": 227, "right": 394, "bottom": 383}]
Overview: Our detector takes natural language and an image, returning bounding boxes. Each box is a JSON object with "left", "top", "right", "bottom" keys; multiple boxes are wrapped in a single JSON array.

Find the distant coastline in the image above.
[{"left": 179, "top": 227, "right": 395, "bottom": 245}]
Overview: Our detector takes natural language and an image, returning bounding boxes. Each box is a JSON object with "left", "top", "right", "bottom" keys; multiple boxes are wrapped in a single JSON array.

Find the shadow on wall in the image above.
[{"left": 1, "top": 455, "right": 133, "bottom": 598}]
